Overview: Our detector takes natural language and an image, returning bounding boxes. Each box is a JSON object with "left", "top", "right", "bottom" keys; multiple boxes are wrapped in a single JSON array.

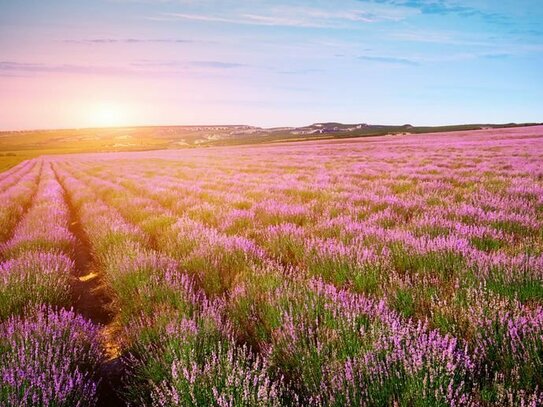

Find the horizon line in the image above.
[{"left": 1, "top": 120, "right": 541, "bottom": 134}]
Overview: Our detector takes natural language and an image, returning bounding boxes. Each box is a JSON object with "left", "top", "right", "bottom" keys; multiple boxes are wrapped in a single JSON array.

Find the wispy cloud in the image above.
[
  {"left": 132, "top": 59, "right": 247, "bottom": 69},
  {"left": 134, "top": 60, "right": 323, "bottom": 74},
  {"left": 162, "top": 12, "right": 328, "bottom": 27},
  {"left": 161, "top": 5, "right": 411, "bottom": 28},
  {"left": 358, "top": 55, "right": 419, "bottom": 65},
  {"left": 508, "top": 28, "right": 543, "bottom": 38},
  {"left": 63, "top": 38, "right": 200, "bottom": 44},
  {"left": 364, "top": 0, "right": 506, "bottom": 23},
  {"left": 356, "top": 50, "right": 522, "bottom": 66},
  {"left": 276, "top": 68, "right": 324, "bottom": 75},
  {"left": 190, "top": 61, "right": 247, "bottom": 69},
  {"left": 0, "top": 61, "right": 131, "bottom": 75},
  {"left": 482, "top": 53, "right": 511, "bottom": 59},
  {"left": 389, "top": 29, "right": 496, "bottom": 47},
  {"left": 0, "top": 57, "right": 251, "bottom": 77}
]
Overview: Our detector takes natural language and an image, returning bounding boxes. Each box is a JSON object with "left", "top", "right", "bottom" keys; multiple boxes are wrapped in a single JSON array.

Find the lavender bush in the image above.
[{"left": 0, "top": 306, "right": 102, "bottom": 406}]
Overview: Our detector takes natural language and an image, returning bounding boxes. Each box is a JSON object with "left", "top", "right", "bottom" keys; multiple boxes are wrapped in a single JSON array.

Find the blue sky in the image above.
[{"left": 0, "top": 0, "right": 542, "bottom": 129}]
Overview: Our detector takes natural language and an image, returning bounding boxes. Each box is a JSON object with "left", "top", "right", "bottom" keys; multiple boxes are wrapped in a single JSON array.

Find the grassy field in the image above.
[
  {"left": 1, "top": 125, "right": 543, "bottom": 406},
  {"left": 0, "top": 127, "right": 174, "bottom": 171},
  {"left": 1, "top": 122, "right": 539, "bottom": 172}
]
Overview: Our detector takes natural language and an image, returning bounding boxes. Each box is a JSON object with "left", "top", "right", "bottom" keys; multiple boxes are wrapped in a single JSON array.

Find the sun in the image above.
[{"left": 89, "top": 102, "right": 131, "bottom": 128}]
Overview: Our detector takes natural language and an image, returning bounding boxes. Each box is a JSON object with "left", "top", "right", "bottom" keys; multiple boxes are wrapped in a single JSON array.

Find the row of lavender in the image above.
[
  {"left": 0, "top": 161, "right": 103, "bottom": 406},
  {"left": 1, "top": 126, "right": 542, "bottom": 405},
  {"left": 48, "top": 127, "right": 543, "bottom": 405}
]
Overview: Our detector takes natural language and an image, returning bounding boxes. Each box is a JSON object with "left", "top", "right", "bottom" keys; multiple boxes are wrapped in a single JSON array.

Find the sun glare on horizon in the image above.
[{"left": 88, "top": 102, "right": 132, "bottom": 128}]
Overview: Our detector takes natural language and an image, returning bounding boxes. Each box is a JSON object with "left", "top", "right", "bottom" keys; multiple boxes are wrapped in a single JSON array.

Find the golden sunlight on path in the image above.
[{"left": 78, "top": 271, "right": 99, "bottom": 282}]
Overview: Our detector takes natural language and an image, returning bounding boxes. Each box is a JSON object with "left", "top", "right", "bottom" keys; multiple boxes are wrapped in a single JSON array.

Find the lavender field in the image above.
[{"left": 1, "top": 126, "right": 543, "bottom": 406}]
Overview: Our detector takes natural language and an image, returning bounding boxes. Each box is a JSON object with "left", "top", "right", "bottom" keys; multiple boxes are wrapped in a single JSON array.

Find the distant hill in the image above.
[{"left": 0, "top": 122, "right": 540, "bottom": 171}]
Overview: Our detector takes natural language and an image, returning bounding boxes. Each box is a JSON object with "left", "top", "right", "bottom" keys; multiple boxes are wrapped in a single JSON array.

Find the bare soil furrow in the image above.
[{"left": 52, "top": 164, "right": 126, "bottom": 407}]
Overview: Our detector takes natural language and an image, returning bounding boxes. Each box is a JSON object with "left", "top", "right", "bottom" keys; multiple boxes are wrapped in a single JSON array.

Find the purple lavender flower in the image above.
[{"left": 0, "top": 306, "right": 102, "bottom": 406}]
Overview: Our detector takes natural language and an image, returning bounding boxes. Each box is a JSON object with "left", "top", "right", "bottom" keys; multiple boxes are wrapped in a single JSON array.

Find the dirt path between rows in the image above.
[{"left": 53, "top": 166, "right": 127, "bottom": 407}]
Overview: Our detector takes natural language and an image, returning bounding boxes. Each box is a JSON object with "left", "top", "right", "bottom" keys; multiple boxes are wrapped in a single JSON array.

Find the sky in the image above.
[{"left": 0, "top": 0, "right": 542, "bottom": 130}]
